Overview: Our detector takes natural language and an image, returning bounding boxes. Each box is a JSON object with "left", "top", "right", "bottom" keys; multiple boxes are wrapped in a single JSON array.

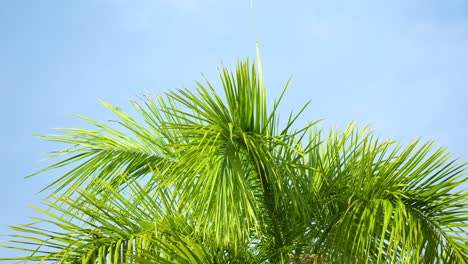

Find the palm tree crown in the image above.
[{"left": 1, "top": 60, "right": 467, "bottom": 263}]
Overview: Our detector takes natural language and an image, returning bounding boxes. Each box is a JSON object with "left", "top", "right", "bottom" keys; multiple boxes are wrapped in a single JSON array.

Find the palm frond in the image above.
[
  {"left": 2, "top": 60, "right": 467, "bottom": 263},
  {"left": 304, "top": 124, "right": 468, "bottom": 263}
]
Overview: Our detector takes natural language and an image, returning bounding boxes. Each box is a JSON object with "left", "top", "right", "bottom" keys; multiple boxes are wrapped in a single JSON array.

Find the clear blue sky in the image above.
[{"left": 1, "top": 0, "right": 467, "bottom": 258}]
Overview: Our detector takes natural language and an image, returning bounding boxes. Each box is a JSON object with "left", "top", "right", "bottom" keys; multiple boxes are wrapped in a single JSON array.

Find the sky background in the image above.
[{"left": 1, "top": 0, "right": 467, "bottom": 259}]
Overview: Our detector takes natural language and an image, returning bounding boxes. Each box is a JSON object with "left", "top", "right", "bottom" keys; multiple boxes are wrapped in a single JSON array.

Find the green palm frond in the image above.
[
  {"left": 304, "top": 124, "right": 468, "bottom": 263},
  {"left": 1, "top": 60, "right": 467, "bottom": 263},
  {"left": 1, "top": 178, "right": 224, "bottom": 263}
]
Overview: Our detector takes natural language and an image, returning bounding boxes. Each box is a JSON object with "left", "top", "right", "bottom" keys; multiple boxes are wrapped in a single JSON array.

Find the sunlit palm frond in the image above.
[
  {"left": 0, "top": 178, "right": 228, "bottom": 263},
  {"left": 302, "top": 124, "right": 468, "bottom": 263},
  {"left": 1, "top": 60, "right": 467, "bottom": 263}
]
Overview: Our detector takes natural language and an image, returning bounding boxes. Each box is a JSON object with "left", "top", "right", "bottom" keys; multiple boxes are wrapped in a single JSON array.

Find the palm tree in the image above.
[{"left": 1, "top": 59, "right": 467, "bottom": 263}]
